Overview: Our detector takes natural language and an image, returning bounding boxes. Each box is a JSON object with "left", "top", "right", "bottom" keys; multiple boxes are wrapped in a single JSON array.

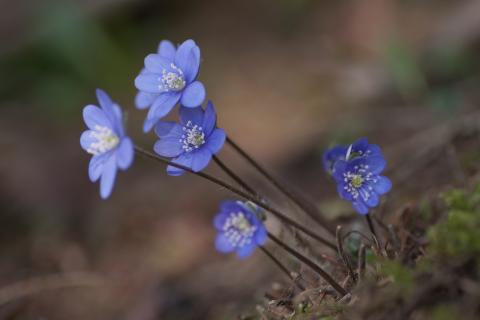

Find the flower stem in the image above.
[
  {"left": 259, "top": 246, "right": 305, "bottom": 291},
  {"left": 226, "top": 137, "right": 335, "bottom": 236},
  {"left": 135, "top": 146, "right": 336, "bottom": 250},
  {"left": 212, "top": 155, "right": 257, "bottom": 196},
  {"left": 267, "top": 232, "right": 348, "bottom": 297},
  {"left": 365, "top": 214, "right": 381, "bottom": 249}
]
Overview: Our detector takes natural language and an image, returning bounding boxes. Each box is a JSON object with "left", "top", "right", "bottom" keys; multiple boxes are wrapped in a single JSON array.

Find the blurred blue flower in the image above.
[
  {"left": 80, "top": 89, "right": 134, "bottom": 199},
  {"left": 322, "top": 145, "right": 348, "bottom": 174},
  {"left": 323, "top": 138, "right": 383, "bottom": 174},
  {"left": 135, "top": 39, "right": 206, "bottom": 132},
  {"left": 154, "top": 101, "right": 225, "bottom": 176},
  {"left": 332, "top": 152, "right": 391, "bottom": 215},
  {"left": 213, "top": 200, "right": 268, "bottom": 259}
]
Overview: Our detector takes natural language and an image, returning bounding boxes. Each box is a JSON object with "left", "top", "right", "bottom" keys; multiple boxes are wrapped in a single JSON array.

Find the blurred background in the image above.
[{"left": 1, "top": 0, "right": 480, "bottom": 319}]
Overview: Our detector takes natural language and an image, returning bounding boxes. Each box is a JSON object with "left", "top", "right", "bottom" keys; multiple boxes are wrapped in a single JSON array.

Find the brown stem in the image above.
[
  {"left": 357, "top": 244, "right": 366, "bottom": 281},
  {"left": 336, "top": 226, "right": 357, "bottom": 284},
  {"left": 259, "top": 246, "right": 305, "bottom": 291},
  {"left": 365, "top": 214, "right": 381, "bottom": 249},
  {"left": 135, "top": 146, "right": 336, "bottom": 250},
  {"left": 226, "top": 137, "right": 335, "bottom": 236},
  {"left": 268, "top": 232, "right": 348, "bottom": 297},
  {"left": 212, "top": 155, "right": 257, "bottom": 196}
]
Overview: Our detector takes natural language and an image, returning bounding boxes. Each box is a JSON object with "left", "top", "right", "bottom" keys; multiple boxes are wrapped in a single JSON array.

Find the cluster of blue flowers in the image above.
[
  {"left": 80, "top": 40, "right": 225, "bottom": 195},
  {"left": 80, "top": 39, "right": 392, "bottom": 260},
  {"left": 323, "top": 138, "right": 392, "bottom": 215}
]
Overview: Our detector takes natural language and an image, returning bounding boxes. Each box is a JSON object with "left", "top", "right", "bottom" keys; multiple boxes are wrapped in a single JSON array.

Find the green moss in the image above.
[
  {"left": 379, "top": 260, "right": 414, "bottom": 293},
  {"left": 430, "top": 305, "right": 460, "bottom": 320},
  {"left": 427, "top": 187, "right": 480, "bottom": 260}
]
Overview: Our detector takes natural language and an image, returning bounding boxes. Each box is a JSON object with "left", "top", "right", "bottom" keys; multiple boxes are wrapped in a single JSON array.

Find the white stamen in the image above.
[
  {"left": 342, "top": 163, "right": 375, "bottom": 200},
  {"left": 180, "top": 120, "right": 205, "bottom": 152},
  {"left": 87, "top": 125, "right": 119, "bottom": 155},
  {"left": 158, "top": 63, "right": 185, "bottom": 92},
  {"left": 222, "top": 211, "right": 257, "bottom": 247}
]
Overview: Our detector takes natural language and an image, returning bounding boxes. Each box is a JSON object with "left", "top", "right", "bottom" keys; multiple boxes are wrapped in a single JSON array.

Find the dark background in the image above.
[{"left": 1, "top": 0, "right": 480, "bottom": 319}]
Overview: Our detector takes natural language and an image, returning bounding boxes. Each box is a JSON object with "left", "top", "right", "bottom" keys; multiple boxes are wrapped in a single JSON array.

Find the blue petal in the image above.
[
  {"left": 80, "top": 130, "right": 95, "bottom": 152},
  {"left": 144, "top": 54, "right": 173, "bottom": 74},
  {"left": 135, "top": 91, "right": 158, "bottom": 109},
  {"left": 153, "top": 126, "right": 184, "bottom": 157},
  {"left": 367, "top": 144, "right": 382, "bottom": 156},
  {"left": 179, "top": 106, "right": 204, "bottom": 126},
  {"left": 213, "top": 212, "right": 228, "bottom": 230},
  {"left": 215, "top": 233, "right": 235, "bottom": 253},
  {"left": 361, "top": 188, "right": 379, "bottom": 207},
  {"left": 373, "top": 176, "right": 392, "bottom": 195},
  {"left": 157, "top": 40, "right": 176, "bottom": 60},
  {"left": 96, "top": 89, "right": 114, "bottom": 113},
  {"left": 352, "top": 200, "right": 369, "bottom": 215},
  {"left": 135, "top": 73, "right": 163, "bottom": 93},
  {"left": 116, "top": 137, "right": 134, "bottom": 170},
  {"left": 237, "top": 242, "right": 257, "bottom": 259},
  {"left": 154, "top": 121, "right": 177, "bottom": 137},
  {"left": 191, "top": 148, "right": 212, "bottom": 172},
  {"left": 83, "top": 105, "right": 110, "bottom": 130},
  {"left": 143, "top": 92, "right": 181, "bottom": 132},
  {"left": 95, "top": 90, "right": 121, "bottom": 133},
  {"left": 174, "top": 39, "right": 200, "bottom": 83},
  {"left": 337, "top": 183, "right": 353, "bottom": 201},
  {"left": 322, "top": 145, "right": 347, "bottom": 173},
  {"left": 100, "top": 155, "right": 117, "bottom": 199},
  {"left": 332, "top": 160, "right": 348, "bottom": 183},
  {"left": 167, "top": 153, "right": 193, "bottom": 176},
  {"left": 110, "top": 103, "right": 124, "bottom": 137},
  {"left": 205, "top": 129, "right": 226, "bottom": 154},
  {"left": 154, "top": 140, "right": 183, "bottom": 158},
  {"left": 88, "top": 153, "right": 108, "bottom": 182},
  {"left": 202, "top": 101, "right": 217, "bottom": 135},
  {"left": 365, "top": 155, "right": 386, "bottom": 174},
  {"left": 180, "top": 81, "right": 205, "bottom": 108},
  {"left": 352, "top": 138, "right": 369, "bottom": 153},
  {"left": 255, "top": 227, "right": 268, "bottom": 245},
  {"left": 219, "top": 200, "right": 242, "bottom": 215}
]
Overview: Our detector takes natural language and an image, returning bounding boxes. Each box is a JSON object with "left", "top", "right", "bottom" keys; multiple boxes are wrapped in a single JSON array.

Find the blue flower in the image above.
[
  {"left": 322, "top": 145, "right": 348, "bottom": 174},
  {"left": 135, "top": 39, "right": 206, "bottom": 132},
  {"left": 153, "top": 101, "right": 225, "bottom": 176},
  {"left": 332, "top": 153, "right": 391, "bottom": 215},
  {"left": 80, "top": 89, "right": 134, "bottom": 199},
  {"left": 322, "top": 138, "right": 383, "bottom": 174},
  {"left": 213, "top": 200, "right": 268, "bottom": 259}
]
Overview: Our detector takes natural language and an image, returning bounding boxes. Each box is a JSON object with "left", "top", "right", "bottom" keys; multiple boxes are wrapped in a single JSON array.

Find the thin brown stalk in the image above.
[
  {"left": 135, "top": 146, "right": 336, "bottom": 250},
  {"left": 259, "top": 246, "right": 305, "bottom": 291},
  {"left": 267, "top": 232, "right": 348, "bottom": 297},
  {"left": 226, "top": 137, "right": 336, "bottom": 236},
  {"left": 336, "top": 226, "right": 357, "bottom": 284}
]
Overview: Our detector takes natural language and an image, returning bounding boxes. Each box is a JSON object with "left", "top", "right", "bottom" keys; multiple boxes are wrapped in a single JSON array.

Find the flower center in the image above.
[
  {"left": 180, "top": 121, "right": 205, "bottom": 152},
  {"left": 87, "top": 125, "right": 119, "bottom": 155},
  {"left": 343, "top": 164, "right": 377, "bottom": 200},
  {"left": 160, "top": 63, "right": 185, "bottom": 92},
  {"left": 222, "top": 212, "right": 257, "bottom": 247},
  {"left": 351, "top": 175, "right": 364, "bottom": 188}
]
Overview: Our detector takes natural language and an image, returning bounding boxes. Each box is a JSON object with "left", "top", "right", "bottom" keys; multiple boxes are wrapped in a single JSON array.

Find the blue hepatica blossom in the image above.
[
  {"left": 135, "top": 39, "right": 206, "bottom": 132},
  {"left": 154, "top": 101, "right": 226, "bottom": 176},
  {"left": 80, "top": 89, "right": 134, "bottom": 199},
  {"left": 214, "top": 200, "right": 268, "bottom": 259},
  {"left": 328, "top": 138, "right": 391, "bottom": 214},
  {"left": 322, "top": 138, "right": 383, "bottom": 174}
]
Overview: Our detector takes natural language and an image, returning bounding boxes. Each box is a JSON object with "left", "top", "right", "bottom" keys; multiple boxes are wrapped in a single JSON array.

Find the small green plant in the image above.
[{"left": 428, "top": 186, "right": 480, "bottom": 260}]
